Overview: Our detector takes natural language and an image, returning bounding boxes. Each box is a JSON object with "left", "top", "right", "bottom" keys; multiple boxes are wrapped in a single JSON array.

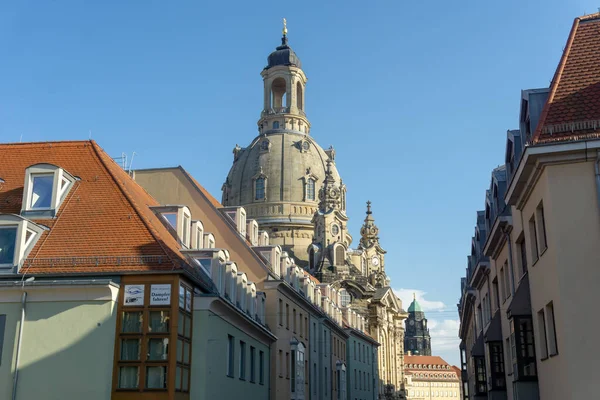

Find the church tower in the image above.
[
  {"left": 221, "top": 21, "right": 345, "bottom": 266},
  {"left": 358, "top": 201, "right": 389, "bottom": 287},
  {"left": 404, "top": 294, "right": 432, "bottom": 356}
]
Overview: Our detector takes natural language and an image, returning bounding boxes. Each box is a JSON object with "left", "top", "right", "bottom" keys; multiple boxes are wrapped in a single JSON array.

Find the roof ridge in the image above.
[
  {"left": 532, "top": 16, "right": 582, "bottom": 143},
  {"left": 89, "top": 140, "right": 178, "bottom": 267},
  {"left": 0, "top": 140, "right": 92, "bottom": 147}
]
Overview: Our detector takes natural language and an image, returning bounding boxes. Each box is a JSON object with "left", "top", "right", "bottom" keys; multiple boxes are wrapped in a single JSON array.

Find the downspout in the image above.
[
  {"left": 504, "top": 229, "right": 516, "bottom": 295},
  {"left": 12, "top": 291, "right": 27, "bottom": 400},
  {"left": 595, "top": 150, "right": 600, "bottom": 215}
]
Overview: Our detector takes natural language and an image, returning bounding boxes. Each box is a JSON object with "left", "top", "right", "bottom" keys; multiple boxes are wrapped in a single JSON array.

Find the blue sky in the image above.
[{"left": 1, "top": 0, "right": 596, "bottom": 365}]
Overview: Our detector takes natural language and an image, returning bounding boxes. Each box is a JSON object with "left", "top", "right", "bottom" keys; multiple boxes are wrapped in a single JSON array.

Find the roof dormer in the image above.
[
  {"left": 190, "top": 220, "right": 205, "bottom": 249},
  {"left": 220, "top": 206, "right": 247, "bottom": 237},
  {"left": 150, "top": 205, "right": 192, "bottom": 248},
  {"left": 247, "top": 219, "right": 259, "bottom": 246},
  {"left": 0, "top": 214, "right": 46, "bottom": 273},
  {"left": 251, "top": 244, "right": 281, "bottom": 276},
  {"left": 21, "top": 163, "right": 77, "bottom": 218},
  {"left": 258, "top": 230, "right": 269, "bottom": 246}
]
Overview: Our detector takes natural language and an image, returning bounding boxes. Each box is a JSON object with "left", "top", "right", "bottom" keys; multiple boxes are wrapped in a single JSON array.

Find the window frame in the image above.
[
  {"left": 0, "top": 215, "right": 45, "bottom": 273},
  {"left": 22, "top": 164, "right": 76, "bottom": 217}
]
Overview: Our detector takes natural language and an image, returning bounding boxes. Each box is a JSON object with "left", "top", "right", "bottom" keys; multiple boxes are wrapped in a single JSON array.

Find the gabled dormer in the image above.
[
  {"left": 182, "top": 248, "right": 228, "bottom": 291},
  {"left": 505, "top": 130, "right": 521, "bottom": 183},
  {"left": 190, "top": 220, "right": 205, "bottom": 249},
  {"left": 246, "top": 219, "right": 259, "bottom": 246},
  {"left": 519, "top": 88, "right": 549, "bottom": 146},
  {"left": 150, "top": 205, "right": 192, "bottom": 248},
  {"left": 258, "top": 230, "right": 269, "bottom": 246},
  {"left": 0, "top": 214, "right": 46, "bottom": 273},
  {"left": 21, "top": 163, "right": 77, "bottom": 218},
  {"left": 219, "top": 206, "right": 247, "bottom": 238},
  {"left": 251, "top": 244, "right": 281, "bottom": 276}
]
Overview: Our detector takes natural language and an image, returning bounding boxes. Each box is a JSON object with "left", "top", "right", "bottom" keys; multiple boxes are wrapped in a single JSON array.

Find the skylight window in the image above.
[
  {"left": 22, "top": 164, "right": 76, "bottom": 218},
  {"left": 0, "top": 226, "right": 17, "bottom": 265}
]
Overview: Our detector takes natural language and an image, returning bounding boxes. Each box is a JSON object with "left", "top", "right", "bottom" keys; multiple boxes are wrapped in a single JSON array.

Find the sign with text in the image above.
[
  {"left": 124, "top": 285, "right": 144, "bottom": 306},
  {"left": 150, "top": 284, "right": 171, "bottom": 305}
]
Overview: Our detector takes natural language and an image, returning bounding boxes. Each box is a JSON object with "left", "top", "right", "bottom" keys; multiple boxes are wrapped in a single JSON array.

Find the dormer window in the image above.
[
  {"left": 151, "top": 205, "right": 192, "bottom": 248},
  {"left": 0, "top": 214, "right": 45, "bottom": 273},
  {"left": 191, "top": 220, "right": 204, "bottom": 249},
  {"left": 204, "top": 233, "right": 216, "bottom": 249},
  {"left": 22, "top": 164, "right": 76, "bottom": 217}
]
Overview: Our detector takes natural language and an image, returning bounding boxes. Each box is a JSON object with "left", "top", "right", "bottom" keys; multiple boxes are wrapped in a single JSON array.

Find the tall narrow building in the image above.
[{"left": 404, "top": 295, "right": 432, "bottom": 356}]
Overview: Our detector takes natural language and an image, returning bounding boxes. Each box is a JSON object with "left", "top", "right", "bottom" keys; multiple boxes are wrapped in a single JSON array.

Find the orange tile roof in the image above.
[
  {"left": 404, "top": 355, "right": 451, "bottom": 367},
  {"left": 534, "top": 13, "right": 600, "bottom": 143},
  {"left": 0, "top": 140, "right": 201, "bottom": 277}
]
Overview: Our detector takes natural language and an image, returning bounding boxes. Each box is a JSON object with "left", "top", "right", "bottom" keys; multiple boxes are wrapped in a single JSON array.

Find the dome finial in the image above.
[
  {"left": 283, "top": 18, "right": 288, "bottom": 37},
  {"left": 413, "top": 292, "right": 416, "bottom": 300}
]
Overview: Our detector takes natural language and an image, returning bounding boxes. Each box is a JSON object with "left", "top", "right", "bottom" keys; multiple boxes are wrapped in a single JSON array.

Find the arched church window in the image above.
[
  {"left": 271, "top": 77, "right": 287, "bottom": 109},
  {"left": 306, "top": 178, "right": 315, "bottom": 201},
  {"left": 335, "top": 246, "right": 345, "bottom": 266},
  {"left": 273, "top": 121, "right": 280, "bottom": 129},
  {"left": 309, "top": 247, "right": 315, "bottom": 270},
  {"left": 255, "top": 177, "right": 265, "bottom": 200}
]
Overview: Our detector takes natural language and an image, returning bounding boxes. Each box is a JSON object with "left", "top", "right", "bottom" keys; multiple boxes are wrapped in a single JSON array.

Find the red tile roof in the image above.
[
  {"left": 404, "top": 355, "right": 451, "bottom": 367},
  {"left": 0, "top": 140, "right": 200, "bottom": 276},
  {"left": 534, "top": 13, "right": 600, "bottom": 143}
]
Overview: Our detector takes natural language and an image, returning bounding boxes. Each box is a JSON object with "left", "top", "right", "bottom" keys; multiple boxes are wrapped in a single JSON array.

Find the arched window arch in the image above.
[
  {"left": 255, "top": 177, "right": 265, "bottom": 200},
  {"left": 335, "top": 245, "right": 345, "bottom": 266},
  {"left": 271, "top": 77, "right": 287, "bottom": 109},
  {"left": 306, "top": 178, "right": 315, "bottom": 201},
  {"left": 273, "top": 121, "right": 280, "bottom": 129},
  {"left": 296, "top": 81, "right": 303, "bottom": 111}
]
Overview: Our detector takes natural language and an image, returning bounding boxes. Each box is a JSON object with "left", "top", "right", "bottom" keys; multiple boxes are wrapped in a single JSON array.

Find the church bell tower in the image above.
[{"left": 258, "top": 19, "right": 311, "bottom": 136}]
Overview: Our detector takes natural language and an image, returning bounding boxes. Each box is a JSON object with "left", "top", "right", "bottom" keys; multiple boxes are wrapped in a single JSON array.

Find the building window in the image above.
[
  {"left": 0, "top": 227, "right": 17, "bottom": 265},
  {"left": 261, "top": 140, "right": 270, "bottom": 151},
  {"left": 278, "top": 350, "right": 283, "bottom": 377},
  {"left": 517, "top": 234, "right": 528, "bottom": 277},
  {"left": 293, "top": 308, "right": 297, "bottom": 332},
  {"left": 474, "top": 357, "right": 486, "bottom": 394},
  {"left": 250, "top": 346, "right": 256, "bottom": 383},
  {"left": 286, "top": 352, "right": 290, "bottom": 379},
  {"left": 239, "top": 341, "right": 246, "bottom": 380},
  {"left": 116, "top": 282, "right": 180, "bottom": 392},
  {"left": 279, "top": 299, "right": 283, "bottom": 325},
  {"left": 529, "top": 215, "right": 539, "bottom": 263},
  {"left": 273, "top": 121, "right": 280, "bottom": 129},
  {"left": 259, "top": 351, "right": 265, "bottom": 384},
  {"left": 22, "top": 164, "right": 76, "bottom": 216},
  {"left": 536, "top": 203, "right": 548, "bottom": 252},
  {"left": 546, "top": 302, "right": 558, "bottom": 356},
  {"left": 255, "top": 177, "right": 265, "bottom": 200},
  {"left": 306, "top": 178, "right": 316, "bottom": 201},
  {"left": 488, "top": 342, "right": 505, "bottom": 389},
  {"left": 30, "top": 174, "right": 54, "bottom": 209},
  {"left": 510, "top": 317, "right": 537, "bottom": 380},
  {"left": 286, "top": 303, "right": 290, "bottom": 329},
  {"left": 227, "top": 335, "right": 235, "bottom": 377}
]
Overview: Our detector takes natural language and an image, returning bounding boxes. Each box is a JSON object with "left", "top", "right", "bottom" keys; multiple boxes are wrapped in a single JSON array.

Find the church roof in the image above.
[
  {"left": 533, "top": 13, "right": 600, "bottom": 143},
  {"left": 266, "top": 36, "right": 302, "bottom": 70},
  {"left": 408, "top": 298, "right": 423, "bottom": 313}
]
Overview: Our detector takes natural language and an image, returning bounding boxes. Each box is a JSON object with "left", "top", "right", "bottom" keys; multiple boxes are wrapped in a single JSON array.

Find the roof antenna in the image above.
[
  {"left": 128, "top": 152, "right": 137, "bottom": 175},
  {"left": 19, "top": 134, "right": 22, "bottom": 142},
  {"left": 89, "top": 130, "right": 92, "bottom": 140}
]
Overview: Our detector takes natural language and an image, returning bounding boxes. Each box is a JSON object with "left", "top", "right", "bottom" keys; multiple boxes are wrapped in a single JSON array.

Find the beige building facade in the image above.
[
  {"left": 459, "top": 12, "right": 600, "bottom": 400},
  {"left": 404, "top": 356, "right": 461, "bottom": 400}
]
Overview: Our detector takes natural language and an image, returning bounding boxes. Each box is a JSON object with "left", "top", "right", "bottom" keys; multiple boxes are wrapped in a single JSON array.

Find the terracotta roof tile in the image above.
[
  {"left": 0, "top": 140, "right": 201, "bottom": 277},
  {"left": 404, "top": 355, "right": 451, "bottom": 367},
  {"left": 534, "top": 13, "right": 600, "bottom": 143}
]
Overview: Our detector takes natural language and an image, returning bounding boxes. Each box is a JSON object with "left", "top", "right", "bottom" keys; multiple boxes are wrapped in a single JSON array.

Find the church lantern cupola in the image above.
[
  {"left": 259, "top": 19, "right": 310, "bottom": 135},
  {"left": 360, "top": 201, "right": 380, "bottom": 249}
]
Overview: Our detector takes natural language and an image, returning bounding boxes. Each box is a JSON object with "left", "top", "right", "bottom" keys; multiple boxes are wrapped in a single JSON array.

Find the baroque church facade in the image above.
[{"left": 222, "top": 24, "right": 408, "bottom": 397}]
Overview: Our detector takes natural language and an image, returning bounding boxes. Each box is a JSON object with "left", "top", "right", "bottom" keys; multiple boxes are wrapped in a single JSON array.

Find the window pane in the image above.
[
  {"left": 163, "top": 213, "right": 177, "bottom": 228},
  {"left": 0, "top": 227, "right": 17, "bottom": 264},
  {"left": 182, "top": 367, "right": 190, "bottom": 391},
  {"left": 178, "top": 312, "right": 185, "bottom": 336},
  {"left": 184, "top": 315, "right": 191, "bottom": 338},
  {"left": 177, "top": 339, "right": 183, "bottom": 363},
  {"left": 31, "top": 175, "right": 54, "bottom": 209},
  {"left": 118, "top": 366, "right": 139, "bottom": 389},
  {"left": 183, "top": 341, "right": 190, "bottom": 364},
  {"left": 146, "top": 366, "right": 167, "bottom": 389},
  {"left": 176, "top": 366, "right": 182, "bottom": 390},
  {"left": 122, "top": 312, "right": 143, "bottom": 333},
  {"left": 149, "top": 311, "right": 170, "bottom": 333},
  {"left": 120, "top": 339, "right": 140, "bottom": 361},
  {"left": 147, "top": 338, "right": 169, "bottom": 361}
]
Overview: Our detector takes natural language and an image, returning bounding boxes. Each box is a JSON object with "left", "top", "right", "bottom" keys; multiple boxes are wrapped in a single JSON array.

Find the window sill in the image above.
[
  {"left": 539, "top": 247, "right": 547, "bottom": 257},
  {"left": 549, "top": 352, "right": 559, "bottom": 358},
  {"left": 227, "top": 374, "right": 234, "bottom": 379},
  {"left": 531, "top": 257, "right": 539, "bottom": 268},
  {"left": 540, "top": 356, "right": 549, "bottom": 362},
  {"left": 239, "top": 378, "right": 246, "bottom": 381}
]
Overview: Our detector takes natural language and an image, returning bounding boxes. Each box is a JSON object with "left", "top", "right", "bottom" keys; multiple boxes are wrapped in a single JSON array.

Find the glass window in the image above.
[
  {"left": 146, "top": 366, "right": 167, "bottom": 389},
  {"left": 307, "top": 178, "right": 315, "bottom": 201},
  {"left": 273, "top": 121, "right": 280, "bottom": 129},
  {"left": 240, "top": 341, "right": 246, "bottom": 379},
  {"left": 227, "top": 335, "right": 235, "bottom": 377},
  {"left": 0, "top": 227, "right": 17, "bottom": 265},
  {"left": 255, "top": 177, "right": 265, "bottom": 200},
  {"left": 149, "top": 311, "right": 170, "bottom": 333},
  {"left": 182, "top": 214, "right": 190, "bottom": 244},
  {"left": 30, "top": 174, "right": 53, "bottom": 209},
  {"left": 147, "top": 338, "right": 169, "bottom": 361},
  {"left": 250, "top": 346, "right": 256, "bottom": 382},
  {"left": 182, "top": 367, "right": 189, "bottom": 391},
  {"left": 122, "top": 312, "right": 143, "bottom": 333},
  {"left": 118, "top": 366, "right": 139, "bottom": 389},
  {"left": 163, "top": 213, "right": 177, "bottom": 228},
  {"left": 120, "top": 339, "right": 140, "bottom": 361},
  {"left": 259, "top": 351, "right": 265, "bottom": 384},
  {"left": 177, "top": 339, "right": 183, "bottom": 363}
]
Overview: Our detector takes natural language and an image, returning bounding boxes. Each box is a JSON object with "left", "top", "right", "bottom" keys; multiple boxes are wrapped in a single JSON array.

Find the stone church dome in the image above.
[{"left": 223, "top": 132, "right": 341, "bottom": 228}]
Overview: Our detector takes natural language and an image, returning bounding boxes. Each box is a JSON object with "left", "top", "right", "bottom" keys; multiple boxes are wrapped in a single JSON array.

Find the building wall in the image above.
[
  {"left": 526, "top": 161, "right": 600, "bottom": 400},
  {"left": 347, "top": 333, "right": 378, "bottom": 400},
  {"left": 330, "top": 327, "right": 347, "bottom": 400},
  {"left": 0, "top": 284, "right": 118, "bottom": 400},
  {"left": 191, "top": 308, "right": 271, "bottom": 400}
]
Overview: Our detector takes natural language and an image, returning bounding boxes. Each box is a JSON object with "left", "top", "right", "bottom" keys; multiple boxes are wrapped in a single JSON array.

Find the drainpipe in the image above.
[
  {"left": 595, "top": 151, "right": 600, "bottom": 215},
  {"left": 504, "top": 230, "right": 516, "bottom": 295},
  {"left": 12, "top": 291, "right": 27, "bottom": 400}
]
